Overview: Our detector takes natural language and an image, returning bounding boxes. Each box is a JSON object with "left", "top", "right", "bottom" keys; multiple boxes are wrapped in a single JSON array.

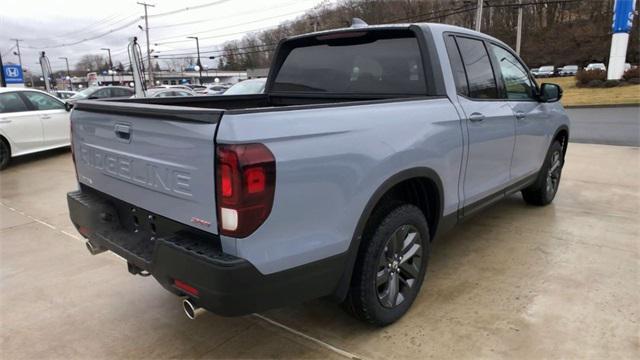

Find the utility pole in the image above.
[
  {"left": 474, "top": 0, "right": 484, "bottom": 32},
  {"left": 188, "top": 36, "right": 203, "bottom": 85},
  {"left": 515, "top": 0, "right": 523, "bottom": 55},
  {"left": 137, "top": 2, "right": 155, "bottom": 87},
  {"left": 10, "top": 39, "right": 23, "bottom": 69},
  {"left": 58, "top": 57, "right": 73, "bottom": 90},
  {"left": 101, "top": 48, "right": 114, "bottom": 84}
]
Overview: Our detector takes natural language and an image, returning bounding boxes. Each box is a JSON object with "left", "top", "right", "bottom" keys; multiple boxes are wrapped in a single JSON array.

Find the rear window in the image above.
[{"left": 272, "top": 32, "right": 426, "bottom": 95}]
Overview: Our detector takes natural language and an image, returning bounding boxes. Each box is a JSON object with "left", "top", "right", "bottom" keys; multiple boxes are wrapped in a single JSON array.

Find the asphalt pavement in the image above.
[
  {"left": 566, "top": 105, "right": 640, "bottom": 146},
  {"left": 1, "top": 143, "right": 639, "bottom": 359}
]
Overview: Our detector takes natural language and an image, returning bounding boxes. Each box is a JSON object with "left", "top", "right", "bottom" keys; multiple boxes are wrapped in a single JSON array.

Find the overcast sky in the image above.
[{"left": 0, "top": 0, "right": 327, "bottom": 74}]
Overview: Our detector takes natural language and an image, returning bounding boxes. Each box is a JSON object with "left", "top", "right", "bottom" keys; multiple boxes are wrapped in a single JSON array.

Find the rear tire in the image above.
[
  {"left": 0, "top": 138, "right": 10, "bottom": 171},
  {"left": 344, "top": 203, "right": 430, "bottom": 326},
  {"left": 522, "top": 140, "right": 564, "bottom": 206}
]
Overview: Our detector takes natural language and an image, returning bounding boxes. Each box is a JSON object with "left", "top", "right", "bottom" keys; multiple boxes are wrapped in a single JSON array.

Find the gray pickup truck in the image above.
[{"left": 67, "top": 22, "right": 569, "bottom": 325}]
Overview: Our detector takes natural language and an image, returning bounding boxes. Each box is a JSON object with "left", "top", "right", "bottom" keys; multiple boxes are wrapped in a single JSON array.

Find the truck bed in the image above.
[{"left": 79, "top": 93, "right": 422, "bottom": 114}]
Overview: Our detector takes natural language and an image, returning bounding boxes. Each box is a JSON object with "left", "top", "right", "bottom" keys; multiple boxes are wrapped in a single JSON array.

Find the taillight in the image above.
[{"left": 216, "top": 143, "right": 275, "bottom": 238}]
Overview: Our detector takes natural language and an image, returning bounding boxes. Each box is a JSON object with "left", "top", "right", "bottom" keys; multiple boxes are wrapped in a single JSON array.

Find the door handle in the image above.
[
  {"left": 515, "top": 111, "right": 526, "bottom": 120},
  {"left": 41, "top": 115, "right": 51, "bottom": 120},
  {"left": 469, "top": 113, "right": 485, "bottom": 122},
  {"left": 0, "top": 118, "right": 10, "bottom": 124},
  {"left": 114, "top": 123, "right": 131, "bottom": 142}
]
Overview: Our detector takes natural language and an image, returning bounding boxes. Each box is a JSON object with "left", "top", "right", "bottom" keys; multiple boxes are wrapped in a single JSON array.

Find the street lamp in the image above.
[
  {"left": 101, "top": 48, "right": 114, "bottom": 84},
  {"left": 58, "top": 57, "right": 73, "bottom": 91},
  {"left": 187, "top": 36, "right": 203, "bottom": 85}
]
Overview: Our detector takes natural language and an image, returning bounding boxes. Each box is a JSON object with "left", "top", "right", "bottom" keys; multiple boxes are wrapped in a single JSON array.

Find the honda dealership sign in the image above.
[{"left": 608, "top": 0, "right": 637, "bottom": 80}]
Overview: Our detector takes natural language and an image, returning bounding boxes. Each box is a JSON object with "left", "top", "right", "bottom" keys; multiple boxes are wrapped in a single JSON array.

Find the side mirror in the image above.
[
  {"left": 65, "top": 102, "right": 73, "bottom": 112},
  {"left": 539, "top": 83, "right": 562, "bottom": 103}
]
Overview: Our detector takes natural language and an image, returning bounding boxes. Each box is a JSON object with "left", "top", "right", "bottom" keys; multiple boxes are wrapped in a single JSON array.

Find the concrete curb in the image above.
[{"left": 564, "top": 103, "right": 640, "bottom": 109}]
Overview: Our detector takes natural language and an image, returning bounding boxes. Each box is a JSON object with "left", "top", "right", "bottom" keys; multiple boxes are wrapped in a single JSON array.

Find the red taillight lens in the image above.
[{"left": 216, "top": 143, "right": 275, "bottom": 238}]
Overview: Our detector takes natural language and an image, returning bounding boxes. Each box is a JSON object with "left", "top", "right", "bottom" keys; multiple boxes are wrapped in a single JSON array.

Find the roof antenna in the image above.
[{"left": 351, "top": 18, "right": 368, "bottom": 28}]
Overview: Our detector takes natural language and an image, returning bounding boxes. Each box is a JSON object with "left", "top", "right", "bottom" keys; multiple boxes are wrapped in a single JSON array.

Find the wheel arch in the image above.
[
  {"left": 332, "top": 167, "right": 445, "bottom": 301},
  {"left": 0, "top": 133, "right": 11, "bottom": 156},
  {"left": 552, "top": 125, "right": 569, "bottom": 157}
]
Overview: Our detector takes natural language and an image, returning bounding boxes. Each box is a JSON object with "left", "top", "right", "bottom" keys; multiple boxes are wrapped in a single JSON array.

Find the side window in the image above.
[
  {"left": 489, "top": 44, "right": 536, "bottom": 100},
  {"left": 455, "top": 37, "right": 499, "bottom": 99},
  {"left": 22, "top": 92, "right": 64, "bottom": 110},
  {"left": 93, "top": 89, "right": 111, "bottom": 98},
  {"left": 444, "top": 35, "right": 469, "bottom": 96},
  {"left": 112, "top": 88, "right": 133, "bottom": 97},
  {"left": 0, "top": 92, "right": 29, "bottom": 113}
]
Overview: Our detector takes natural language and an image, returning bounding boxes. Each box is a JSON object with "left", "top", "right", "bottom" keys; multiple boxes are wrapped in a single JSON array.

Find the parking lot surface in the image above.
[
  {"left": 1, "top": 143, "right": 638, "bottom": 359},
  {"left": 567, "top": 106, "right": 640, "bottom": 146}
]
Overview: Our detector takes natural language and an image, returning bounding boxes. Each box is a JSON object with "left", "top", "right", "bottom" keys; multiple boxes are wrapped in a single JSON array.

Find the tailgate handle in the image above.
[{"left": 114, "top": 124, "right": 131, "bottom": 142}]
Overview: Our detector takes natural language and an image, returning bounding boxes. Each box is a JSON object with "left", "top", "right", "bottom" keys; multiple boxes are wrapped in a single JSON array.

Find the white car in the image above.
[
  {"left": 0, "top": 88, "right": 70, "bottom": 170},
  {"left": 223, "top": 78, "right": 267, "bottom": 95},
  {"left": 142, "top": 88, "right": 197, "bottom": 98},
  {"left": 585, "top": 63, "right": 606, "bottom": 72},
  {"left": 201, "top": 84, "right": 230, "bottom": 95},
  {"left": 536, "top": 65, "right": 555, "bottom": 78}
]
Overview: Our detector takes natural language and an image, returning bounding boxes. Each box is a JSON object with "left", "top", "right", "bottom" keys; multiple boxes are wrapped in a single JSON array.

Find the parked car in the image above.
[
  {"left": 185, "top": 84, "right": 206, "bottom": 93},
  {"left": 530, "top": 67, "right": 540, "bottom": 77},
  {"left": 0, "top": 88, "right": 70, "bottom": 170},
  {"left": 536, "top": 65, "right": 555, "bottom": 77},
  {"left": 201, "top": 84, "right": 230, "bottom": 95},
  {"left": 67, "top": 22, "right": 569, "bottom": 326},
  {"left": 141, "top": 88, "right": 197, "bottom": 98},
  {"left": 66, "top": 86, "right": 134, "bottom": 105},
  {"left": 54, "top": 90, "right": 77, "bottom": 100},
  {"left": 585, "top": 63, "right": 606, "bottom": 72},
  {"left": 153, "top": 85, "right": 194, "bottom": 91},
  {"left": 558, "top": 65, "right": 579, "bottom": 76},
  {"left": 223, "top": 78, "right": 267, "bottom": 95}
]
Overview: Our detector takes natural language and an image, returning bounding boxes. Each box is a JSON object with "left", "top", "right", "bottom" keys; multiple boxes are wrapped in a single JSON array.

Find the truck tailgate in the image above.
[{"left": 71, "top": 100, "right": 221, "bottom": 234}]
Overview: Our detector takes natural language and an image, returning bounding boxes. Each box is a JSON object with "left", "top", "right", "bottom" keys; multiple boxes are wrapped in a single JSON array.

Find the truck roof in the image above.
[{"left": 284, "top": 22, "right": 508, "bottom": 49}]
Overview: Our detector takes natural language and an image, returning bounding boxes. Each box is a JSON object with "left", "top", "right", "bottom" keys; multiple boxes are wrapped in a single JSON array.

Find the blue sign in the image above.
[
  {"left": 3, "top": 65, "right": 24, "bottom": 84},
  {"left": 612, "top": 0, "right": 636, "bottom": 33}
]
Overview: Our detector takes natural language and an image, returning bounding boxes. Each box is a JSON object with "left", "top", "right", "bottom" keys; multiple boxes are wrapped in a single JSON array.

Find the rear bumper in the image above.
[{"left": 67, "top": 187, "right": 347, "bottom": 316}]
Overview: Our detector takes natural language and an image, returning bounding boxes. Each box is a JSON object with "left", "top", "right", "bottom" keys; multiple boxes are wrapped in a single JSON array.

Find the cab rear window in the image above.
[{"left": 272, "top": 32, "right": 426, "bottom": 95}]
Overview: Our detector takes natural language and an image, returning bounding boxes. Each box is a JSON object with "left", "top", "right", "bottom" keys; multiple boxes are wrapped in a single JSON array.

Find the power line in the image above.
[
  {"left": 21, "top": 17, "right": 141, "bottom": 49},
  {"left": 150, "top": 0, "right": 311, "bottom": 29},
  {"left": 148, "top": 0, "right": 233, "bottom": 18},
  {"left": 153, "top": 9, "right": 308, "bottom": 45},
  {"left": 156, "top": 42, "right": 278, "bottom": 57}
]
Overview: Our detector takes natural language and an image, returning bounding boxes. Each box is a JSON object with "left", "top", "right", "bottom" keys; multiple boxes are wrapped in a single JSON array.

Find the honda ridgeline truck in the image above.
[{"left": 67, "top": 22, "right": 569, "bottom": 325}]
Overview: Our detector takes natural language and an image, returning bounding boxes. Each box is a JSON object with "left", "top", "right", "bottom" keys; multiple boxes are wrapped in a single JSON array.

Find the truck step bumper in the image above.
[{"left": 67, "top": 187, "right": 346, "bottom": 316}]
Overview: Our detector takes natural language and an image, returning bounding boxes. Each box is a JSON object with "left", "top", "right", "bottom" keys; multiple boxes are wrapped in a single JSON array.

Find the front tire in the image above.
[
  {"left": 522, "top": 140, "right": 564, "bottom": 206},
  {"left": 0, "top": 138, "right": 10, "bottom": 170},
  {"left": 345, "top": 204, "right": 430, "bottom": 326}
]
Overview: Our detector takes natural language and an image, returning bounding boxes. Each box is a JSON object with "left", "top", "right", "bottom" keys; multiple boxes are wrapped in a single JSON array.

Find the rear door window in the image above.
[
  {"left": 273, "top": 33, "right": 426, "bottom": 95},
  {"left": 444, "top": 35, "right": 469, "bottom": 96},
  {"left": 455, "top": 37, "right": 499, "bottom": 99},
  {"left": 111, "top": 88, "right": 133, "bottom": 97},
  {"left": 22, "top": 91, "right": 64, "bottom": 110},
  {"left": 0, "top": 92, "right": 29, "bottom": 113}
]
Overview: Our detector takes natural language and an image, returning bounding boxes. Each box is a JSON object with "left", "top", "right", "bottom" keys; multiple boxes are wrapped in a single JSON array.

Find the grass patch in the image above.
[{"left": 540, "top": 76, "right": 640, "bottom": 107}]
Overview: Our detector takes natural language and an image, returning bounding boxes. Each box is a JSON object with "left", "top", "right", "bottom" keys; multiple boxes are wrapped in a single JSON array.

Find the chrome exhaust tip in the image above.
[
  {"left": 85, "top": 241, "right": 106, "bottom": 255},
  {"left": 182, "top": 298, "right": 205, "bottom": 320}
]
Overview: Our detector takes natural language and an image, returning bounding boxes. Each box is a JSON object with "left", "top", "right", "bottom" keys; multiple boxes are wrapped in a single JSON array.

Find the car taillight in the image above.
[{"left": 216, "top": 143, "right": 275, "bottom": 238}]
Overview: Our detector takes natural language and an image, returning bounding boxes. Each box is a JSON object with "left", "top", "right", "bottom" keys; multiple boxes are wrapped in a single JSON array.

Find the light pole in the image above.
[
  {"left": 58, "top": 57, "right": 73, "bottom": 91},
  {"left": 188, "top": 36, "right": 203, "bottom": 85},
  {"left": 101, "top": 48, "right": 114, "bottom": 84}
]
